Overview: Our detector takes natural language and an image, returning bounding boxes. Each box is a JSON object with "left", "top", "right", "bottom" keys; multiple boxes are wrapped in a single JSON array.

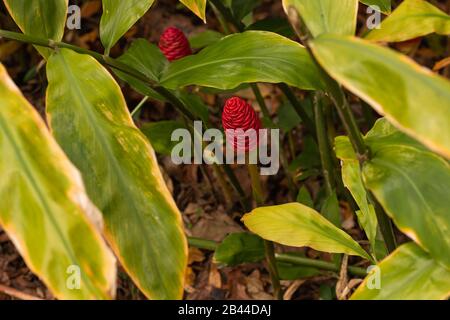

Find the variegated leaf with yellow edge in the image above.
[
  {"left": 0, "top": 63, "right": 116, "bottom": 300},
  {"left": 46, "top": 49, "right": 188, "bottom": 300}
]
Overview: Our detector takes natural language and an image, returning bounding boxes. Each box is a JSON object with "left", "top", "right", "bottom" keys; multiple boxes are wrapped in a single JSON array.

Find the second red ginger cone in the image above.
[
  {"left": 159, "top": 27, "right": 192, "bottom": 61},
  {"left": 222, "top": 97, "right": 262, "bottom": 152}
]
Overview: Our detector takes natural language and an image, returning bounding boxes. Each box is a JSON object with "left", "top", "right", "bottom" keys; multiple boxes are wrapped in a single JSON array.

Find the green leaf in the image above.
[
  {"left": 189, "top": 30, "right": 224, "bottom": 49},
  {"left": 115, "top": 39, "right": 167, "bottom": 101},
  {"left": 246, "top": 18, "right": 296, "bottom": 38},
  {"left": 351, "top": 242, "right": 450, "bottom": 300},
  {"left": 340, "top": 159, "right": 377, "bottom": 253},
  {"left": 359, "top": 0, "right": 391, "bottom": 14},
  {"left": 277, "top": 100, "right": 302, "bottom": 132},
  {"left": 282, "top": 0, "right": 358, "bottom": 37},
  {"left": 213, "top": 233, "right": 265, "bottom": 266},
  {"left": 177, "top": 92, "right": 210, "bottom": 124},
  {"left": 242, "top": 203, "right": 372, "bottom": 261},
  {"left": 160, "top": 31, "right": 325, "bottom": 91},
  {"left": 296, "top": 186, "right": 314, "bottom": 208},
  {"left": 230, "top": 0, "right": 260, "bottom": 20},
  {"left": 337, "top": 118, "right": 450, "bottom": 268},
  {"left": 366, "top": 0, "right": 450, "bottom": 42},
  {"left": 46, "top": 49, "right": 188, "bottom": 300},
  {"left": 0, "top": 63, "right": 116, "bottom": 300},
  {"left": 320, "top": 192, "right": 341, "bottom": 227},
  {"left": 140, "top": 121, "right": 185, "bottom": 156},
  {"left": 310, "top": 34, "right": 450, "bottom": 159},
  {"left": 3, "top": 0, "right": 68, "bottom": 58},
  {"left": 100, "top": 0, "right": 155, "bottom": 52},
  {"left": 179, "top": 0, "right": 207, "bottom": 22}
]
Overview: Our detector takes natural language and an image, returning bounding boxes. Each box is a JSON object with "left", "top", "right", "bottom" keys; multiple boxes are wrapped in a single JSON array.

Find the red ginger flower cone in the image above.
[
  {"left": 222, "top": 97, "right": 262, "bottom": 152},
  {"left": 159, "top": 27, "right": 192, "bottom": 61}
]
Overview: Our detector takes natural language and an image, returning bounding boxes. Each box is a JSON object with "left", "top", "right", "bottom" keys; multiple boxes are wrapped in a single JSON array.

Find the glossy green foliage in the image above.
[
  {"left": 282, "top": 0, "right": 358, "bottom": 37},
  {"left": 3, "top": 0, "right": 68, "bottom": 58},
  {"left": 116, "top": 38, "right": 167, "bottom": 101},
  {"left": 336, "top": 119, "right": 450, "bottom": 268},
  {"left": 46, "top": 49, "right": 188, "bottom": 300},
  {"left": 242, "top": 203, "right": 372, "bottom": 260},
  {"left": 213, "top": 233, "right": 265, "bottom": 266},
  {"left": 100, "top": 0, "right": 155, "bottom": 52},
  {"left": 161, "top": 31, "right": 325, "bottom": 90},
  {"left": 352, "top": 243, "right": 450, "bottom": 300},
  {"left": 140, "top": 121, "right": 185, "bottom": 156},
  {"left": 0, "top": 63, "right": 116, "bottom": 300},
  {"left": 366, "top": 0, "right": 450, "bottom": 42},
  {"left": 311, "top": 34, "right": 450, "bottom": 159}
]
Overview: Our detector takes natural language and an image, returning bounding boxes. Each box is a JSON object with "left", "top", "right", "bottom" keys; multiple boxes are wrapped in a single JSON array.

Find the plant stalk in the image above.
[
  {"left": 247, "top": 163, "right": 282, "bottom": 300},
  {"left": 187, "top": 237, "right": 368, "bottom": 277},
  {"left": 313, "top": 92, "right": 336, "bottom": 196}
]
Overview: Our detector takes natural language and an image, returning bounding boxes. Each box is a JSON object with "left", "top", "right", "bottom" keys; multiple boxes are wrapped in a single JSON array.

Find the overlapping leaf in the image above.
[
  {"left": 46, "top": 49, "right": 187, "bottom": 300},
  {"left": 100, "top": 0, "right": 155, "bottom": 53},
  {"left": 336, "top": 119, "right": 450, "bottom": 268},
  {"left": 359, "top": 0, "right": 391, "bottom": 14},
  {"left": 366, "top": 0, "right": 450, "bottom": 42},
  {"left": 310, "top": 34, "right": 450, "bottom": 159},
  {"left": 282, "top": 0, "right": 358, "bottom": 37},
  {"left": 179, "top": 0, "right": 206, "bottom": 22},
  {"left": 338, "top": 158, "right": 377, "bottom": 255},
  {"left": 351, "top": 243, "right": 450, "bottom": 300},
  {"left": 3, "top": 0, "right": 68, "bottom": 58},
  {"left": 161, "top": 31, "right": 325, "bottom": 90},
  {"left": 0, "top": 63, "right": 116, "bottom": 300},
  {"left": 242, "top": 203, "right": 372, "bottom": 260}
]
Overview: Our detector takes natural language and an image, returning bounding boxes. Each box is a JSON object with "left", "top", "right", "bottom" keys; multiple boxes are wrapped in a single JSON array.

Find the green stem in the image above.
[
  {"left": 187, "top": 237, "right": 367, "bottom": 277},
  {"left": 314, "top": 92, "right": 336, "bottom": 195},
  {"left": 250, "top": 84, "right": 271, "bottom": 120},
  {"left": 370, "top": 195, "right": 397, "bottom": 253},
  {"left": 286, "top": 17, "right": 397, "bottom": 252},
  {"left": 0, "top": 30, "right": 151, "bottom": 86},
  {"left": 131, "top": 96, "right": 149, "bottom": 119},
  {"left": 208, "top": 0, "right": 245, "bottom": 32},
  {"left": 247, "top": 163, "right": 282, "bottom": 300}
]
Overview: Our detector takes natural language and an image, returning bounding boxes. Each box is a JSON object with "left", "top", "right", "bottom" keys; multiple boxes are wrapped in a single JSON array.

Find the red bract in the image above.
[
  {"left": 222, "top": 97, "right": 262, "bottom": 152},
  {"left": 159, "top": 27, "right": 192, "bottom": 61}
]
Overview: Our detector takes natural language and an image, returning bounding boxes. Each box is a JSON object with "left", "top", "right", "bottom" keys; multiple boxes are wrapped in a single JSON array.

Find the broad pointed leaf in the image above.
[
  {"left": 46, "top": 49, "right": 188, "bottom": 300},
  {"left": 351, "top": 242, "right": 450, "bottom": 300},
  {"left": 3, "top": 0, "right": 68, "bottom": 58},
  {"left": 336, "top": 119, "right": 450, "bottom": 268},
  {"left": 366, "top": 0, "right": 450, "bottom": 42},
  {"left": 310, "top": 34, "right": 450, "bottom": 159},
  {"left": 282, "top": 0, "right": 358, "bottom": 37},
  {"left": 100, "top": 0, "right": 155, "bottom": 52},
  {"left": 161, "top": 31, "right": 325, "bottom": 90},
  {"left": 213, "top": 233, "right": 265, "bottom": 266},
  {"left": 179, "top": 0, "right": 206, "bottom": 22},
  {"left": 359, "top": 0, "right": 391, "bottom": 14},
  {"left": 115, "top": 39, "right": 167, "bottom": 101},
  {"left": 0, "top": 63, "right": 116, "bottom": 300},
  {"left": 242, "top": 203, "right": 372, "bottom": 261}
]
